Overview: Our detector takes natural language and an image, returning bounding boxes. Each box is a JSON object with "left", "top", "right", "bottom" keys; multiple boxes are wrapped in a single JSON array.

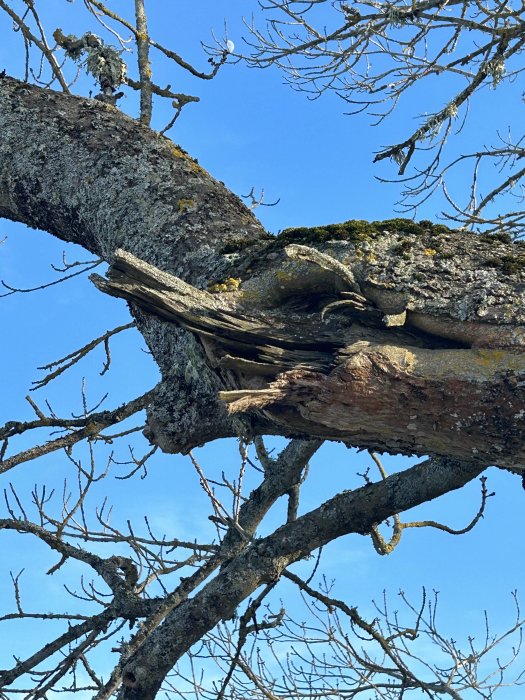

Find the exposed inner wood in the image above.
[{"left": 92, "top": 248, "right": 525, "bottom": 470}]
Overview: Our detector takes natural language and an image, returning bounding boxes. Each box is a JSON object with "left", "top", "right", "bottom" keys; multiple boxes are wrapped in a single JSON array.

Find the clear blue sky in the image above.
[{"left": 0, "top": 1, "right": 523, "bottom": 696}]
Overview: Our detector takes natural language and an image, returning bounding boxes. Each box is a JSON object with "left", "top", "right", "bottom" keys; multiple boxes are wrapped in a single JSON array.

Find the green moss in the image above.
[
  {"left": 429, "top": 224, "right": 452, "bottom": 235},
  {"left": 479, "top": 231, "right": 512, "bottom": 245},
  {"left": 377, "top": 218, "right": 451, "bottom": 236},
  {"left": 272, "top": 218, "right": 453, "bottom": 249},
  {"left": 483, "top": 254, "right": 525, "bottom": 275},
  {"left": 275, "top": 219, "right": 378, "bottom": 247},
  {"left": 392, "top": 238, "right": 413, "bottom": 258},
  {"left": 377, "top": 218, "right": 429, "bottom": 235}
]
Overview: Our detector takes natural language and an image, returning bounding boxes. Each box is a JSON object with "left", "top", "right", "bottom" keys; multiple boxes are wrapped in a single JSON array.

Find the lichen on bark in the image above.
[{"left": 2, "top": 74, "right": 525, "bottom": 467}]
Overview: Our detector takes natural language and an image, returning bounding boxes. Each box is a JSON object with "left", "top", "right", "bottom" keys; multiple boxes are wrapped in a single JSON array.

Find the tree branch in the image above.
[{"left": 117, "top": 456, "right": 484, "bottom": 699}]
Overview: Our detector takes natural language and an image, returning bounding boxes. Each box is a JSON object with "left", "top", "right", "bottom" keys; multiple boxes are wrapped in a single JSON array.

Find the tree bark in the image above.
[
  {"left": 93, "top": 248, "right": 525, "bottom": 470},
  {"left": 0, "top": 75, "right": 267, "bottom": 451},
  {"left": 1, "top": 74, "right": 523, "bottom": 700},
  {"left": 1, "top": 74, "right": 525, "bottom": 469},
  {"left": 116, "top": 456, "right": 483, "bottom": 700}
]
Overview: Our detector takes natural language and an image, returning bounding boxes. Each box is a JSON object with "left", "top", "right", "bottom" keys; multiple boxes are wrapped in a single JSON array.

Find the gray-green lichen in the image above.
[{"left": 53, "top": 29, "right": 127, "bottom": 92}]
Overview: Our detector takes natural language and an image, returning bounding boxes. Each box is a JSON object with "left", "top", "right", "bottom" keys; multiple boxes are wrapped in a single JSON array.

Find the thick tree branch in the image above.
[
  {"left": 2, "top": 76, "right": 525, "bottom": 467},
  {"left": 0, "top": 76, "right": 265, "bottom": 267},
  {"left": 117, "top": 456, "right": 484, "bottom": 699},
  {"left": 93, "top": 248, "right": 525, "bottom": 470},
  {"left": 0, "top": 75, "right": 268, "bottom": 452}
]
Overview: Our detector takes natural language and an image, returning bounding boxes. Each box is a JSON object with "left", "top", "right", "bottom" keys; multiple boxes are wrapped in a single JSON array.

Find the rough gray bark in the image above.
[
  {"left": 0, "top": 74, "right": 523, "bottom": 698},
  {"left": 116, "top": 456, "right": 483, "bottom": 700},
  {"left": 92, "top": 240, "right": 525, "bottom": 470},
  {"left": 0, "top": 75, "right": 267, "bottom": 451},
  {"left": 2, "top": 76, "right": 525, "bottom": 465}
]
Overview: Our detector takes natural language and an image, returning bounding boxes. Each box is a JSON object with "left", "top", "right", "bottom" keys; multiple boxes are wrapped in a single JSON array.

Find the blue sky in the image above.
[{"left": 0, "top": 1, "right": 524, "bottom": 696}]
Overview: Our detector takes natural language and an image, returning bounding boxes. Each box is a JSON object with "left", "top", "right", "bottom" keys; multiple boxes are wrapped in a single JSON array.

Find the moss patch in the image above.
[
  {"left": 392, "top": 238, "right": 413, "bottom": 258},
  {"left": 482, "top": 254, "right": 525, "bottom": 275},
  {"left": 169, "top": 144, "right": 206, "bottom": 174},
  {"left": 479, "top": 232, "right": 513, "bottom": 245},
  {"left": 272, "top": 218, "right": 453, "bottom": 248},
  {"left": 276, "top": 219, "right": 378, "bottom": 246}
]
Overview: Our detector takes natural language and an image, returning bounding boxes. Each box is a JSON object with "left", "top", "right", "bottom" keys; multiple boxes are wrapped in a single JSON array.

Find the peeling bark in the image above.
[
  {"left": 2, "top": 76, "right": 524, "bottom": 465},
  {"left": 93, "top": 249, "right": 525, "bottom": 470},
  {"left": 1, "top": 73, "right": 523, "bottom": 700},
  {"left": 224, "top": 346, "right": 524, "bottom": 467}
]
